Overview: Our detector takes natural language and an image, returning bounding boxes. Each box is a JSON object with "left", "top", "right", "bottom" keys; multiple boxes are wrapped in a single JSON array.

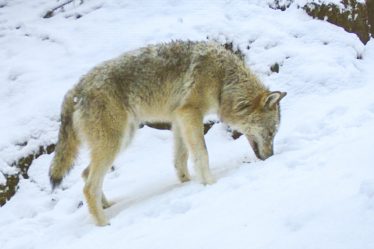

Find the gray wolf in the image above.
[{"left": 49, "top": 41, "right": 286, "bottom": 226}]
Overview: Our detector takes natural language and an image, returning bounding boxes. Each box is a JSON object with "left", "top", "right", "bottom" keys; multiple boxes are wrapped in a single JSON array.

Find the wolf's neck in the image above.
[
  {"left": 218, "top": 58, "right": 268, "bottom": 125},
  {"left": 221, "top": 58, "right": 267, "bottom": 98}
]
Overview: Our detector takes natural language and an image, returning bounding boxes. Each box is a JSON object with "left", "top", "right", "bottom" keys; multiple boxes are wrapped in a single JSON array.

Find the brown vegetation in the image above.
[{"left": 304, "top": 0, "right": 374, "bottom": 44}]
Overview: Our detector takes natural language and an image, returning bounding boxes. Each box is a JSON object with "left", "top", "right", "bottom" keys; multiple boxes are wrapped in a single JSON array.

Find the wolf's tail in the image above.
[{"left": 49, "top": 88, "right": 80, "bottom": 189}]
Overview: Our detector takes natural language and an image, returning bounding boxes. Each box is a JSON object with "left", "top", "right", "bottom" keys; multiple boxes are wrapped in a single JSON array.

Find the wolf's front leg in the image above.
[
  {"left": 175, "top": 107, "right": 215, "bottom": 185},
  {"left": 173, "top": 124, "right": 191, "bottom": 182}
]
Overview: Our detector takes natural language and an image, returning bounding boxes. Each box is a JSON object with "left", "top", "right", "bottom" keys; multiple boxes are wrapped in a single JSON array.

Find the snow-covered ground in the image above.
[{"left": 1, "top": 0, "right": 374, "bottom": 248}]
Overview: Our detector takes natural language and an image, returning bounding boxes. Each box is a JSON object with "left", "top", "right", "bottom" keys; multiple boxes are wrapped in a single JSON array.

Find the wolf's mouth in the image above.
[
  {"left": 246, "top": 136, "right": 262, "bottom": 160},
  {"left": 251, "top": 141, "right": 261, "bottom": 159}
]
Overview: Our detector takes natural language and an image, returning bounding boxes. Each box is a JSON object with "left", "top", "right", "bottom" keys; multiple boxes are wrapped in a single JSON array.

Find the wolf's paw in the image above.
[
  {"left": 202, "top": 175, "right": 216, "bottom": 185},
  {"left": 102, "top": 200, "right": 115, "bottom": 209},
  {"left": 180, "top": 175, "right": 191, "bottom": 183},
  {"left": 177, "top": 172, "right": 191, "bottom": 183},
  {"left": 101, "top": 194, "right": 114, "bottom": 209},
  {"left": 94, "top": 217, "right": 110, "bottom": 227},
  {"left": 96, "top": 221, "right": 111, "bottom": 227}
]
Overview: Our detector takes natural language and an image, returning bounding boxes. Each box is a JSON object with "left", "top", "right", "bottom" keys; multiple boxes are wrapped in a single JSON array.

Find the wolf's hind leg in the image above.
[
  {"left": 83, "top": 138, "right": 121, "bottom": 226},
  {"left": 81, "top": 100, "right": 133, "bottom": 226},
  {"left": 172, "top": 124, "right": 190, "bottom": 183},
  {"left": 82, "top": 167, "right": 113, "bottom": 209}
]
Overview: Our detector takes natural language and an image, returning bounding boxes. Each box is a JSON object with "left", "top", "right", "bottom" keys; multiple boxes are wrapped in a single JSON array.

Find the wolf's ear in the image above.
[{"left": 264, "top": 91, "right": 287, "bottom": 109}]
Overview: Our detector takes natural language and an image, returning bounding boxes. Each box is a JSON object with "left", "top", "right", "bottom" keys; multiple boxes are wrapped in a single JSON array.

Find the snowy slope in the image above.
[{"left": 1, "top": 0, "right": 374, "bottom": 249}]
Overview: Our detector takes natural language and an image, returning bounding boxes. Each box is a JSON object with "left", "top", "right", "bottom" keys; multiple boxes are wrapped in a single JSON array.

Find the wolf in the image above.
[{"left": 49, "top": 41, "right": 286, "bottom": 226}]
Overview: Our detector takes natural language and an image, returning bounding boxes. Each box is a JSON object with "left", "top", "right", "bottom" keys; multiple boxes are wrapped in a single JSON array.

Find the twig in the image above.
[{"left": 43, "top": 0, "right": 82, "bottom": 18}]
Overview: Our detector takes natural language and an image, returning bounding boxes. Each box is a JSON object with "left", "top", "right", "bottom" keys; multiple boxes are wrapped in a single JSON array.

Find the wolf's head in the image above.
[
  {"left": 221, "top": 90, "right": 287, "bottom": 160},
  {"left": 244, "top": 91, "right": 286, "bottom": 160}
]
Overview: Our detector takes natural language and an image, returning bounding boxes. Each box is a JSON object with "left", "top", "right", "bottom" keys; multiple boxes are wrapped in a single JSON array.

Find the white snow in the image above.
[{"left": 1, "top": 0, "right": 374, "bottom": 249}]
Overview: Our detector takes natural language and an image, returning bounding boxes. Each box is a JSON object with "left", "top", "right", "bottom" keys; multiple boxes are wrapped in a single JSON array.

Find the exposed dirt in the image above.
[{"left": 0, "top": 144, "right": 56, "bottom": 206}]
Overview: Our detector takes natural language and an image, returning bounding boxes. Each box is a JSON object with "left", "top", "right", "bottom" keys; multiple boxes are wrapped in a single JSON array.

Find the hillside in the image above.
[{"left": 1, "top": 1, "right": 374, "bottom": 248}]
